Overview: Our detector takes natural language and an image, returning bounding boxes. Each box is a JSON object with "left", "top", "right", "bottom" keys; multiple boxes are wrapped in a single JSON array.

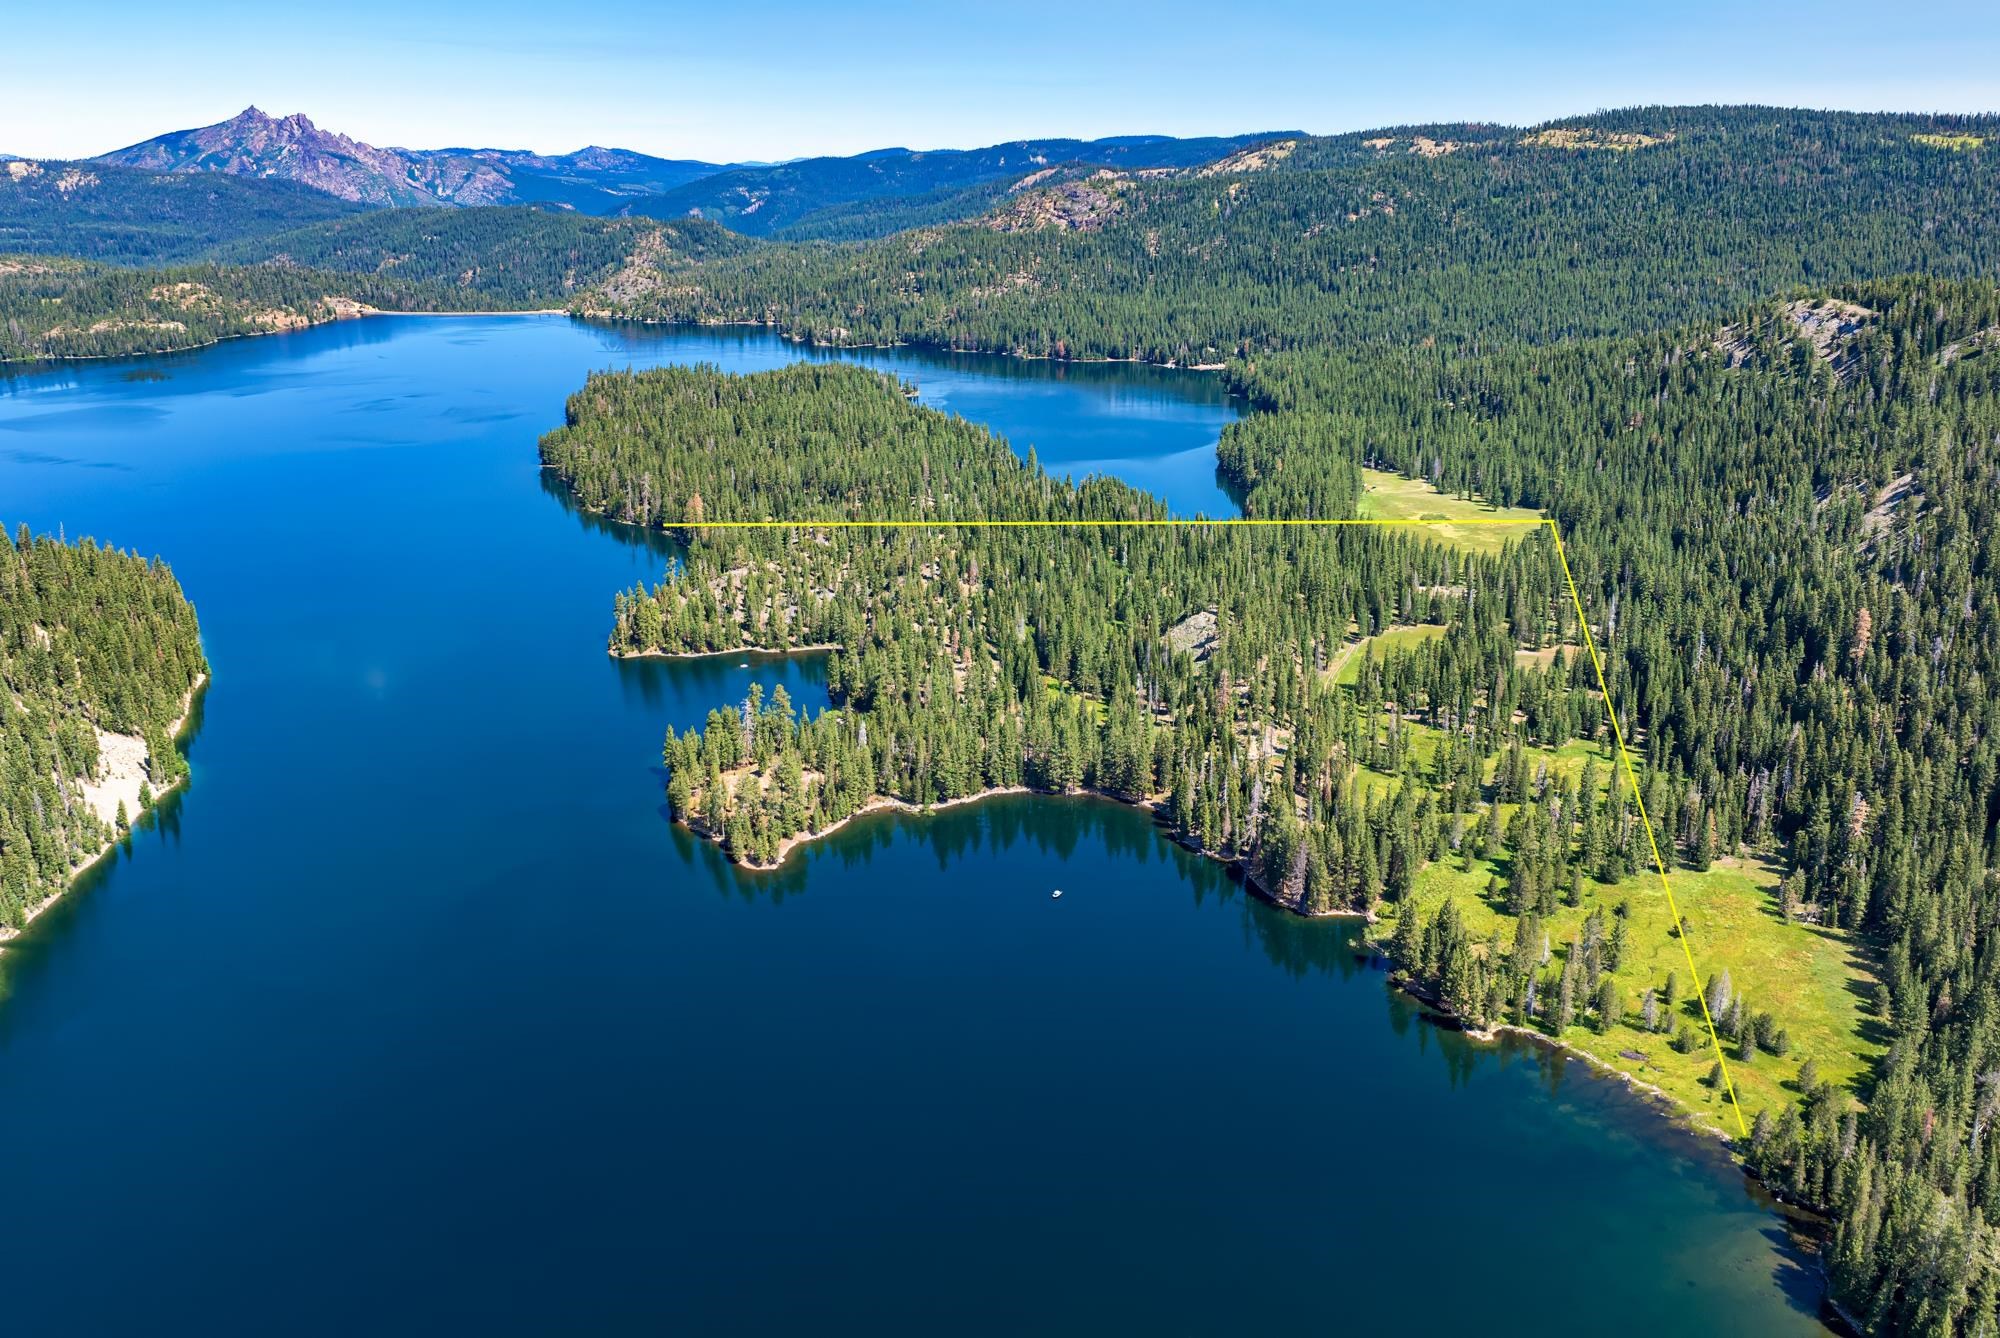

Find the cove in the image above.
[{"left": 0, "top": 316, "right": 1823, "bottom": 1334}]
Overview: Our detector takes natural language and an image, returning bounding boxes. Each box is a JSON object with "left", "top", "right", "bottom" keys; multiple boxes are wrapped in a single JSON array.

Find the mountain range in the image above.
[
  {"left": 85, "top": 107, "right": 1291, "bottom": 233},
  {"left": 94, "top": 107, "right": 721, "bottom": 211}
]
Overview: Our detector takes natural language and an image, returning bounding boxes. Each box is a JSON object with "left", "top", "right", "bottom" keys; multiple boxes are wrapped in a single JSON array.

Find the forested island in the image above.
[{"left": 0, "top": 525, "right": 207, "bottom": 937}]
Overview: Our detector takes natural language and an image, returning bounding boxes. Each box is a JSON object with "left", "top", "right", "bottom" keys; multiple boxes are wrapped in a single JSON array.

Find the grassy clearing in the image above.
[
  {"left": 1913, "top": 133, "right": 1986, "bottom": 151},
  {"left": 1514, "top": 641, "right": 1577, "bottom": 671},
  {"left": 1322, "top": 478, "right": 1874, "bottom": 1135},
  {"left": 1361, "top": 734, "right": 1883, "bottom": 1135},
  {"left": 1326, "top": 623, "right": 1448, "bottom": 685},
  {"left": 1356, "top": 468, "right": 1545, "bottom": 556},
  {"left": 1350, "top": 722, "right": 1600, "bottom": 806}
]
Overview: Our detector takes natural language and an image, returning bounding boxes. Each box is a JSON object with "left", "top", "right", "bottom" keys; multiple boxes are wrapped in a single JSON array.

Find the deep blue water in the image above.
[{"left": 0, "top": 317, "right": 1821, "bottom": 1334}]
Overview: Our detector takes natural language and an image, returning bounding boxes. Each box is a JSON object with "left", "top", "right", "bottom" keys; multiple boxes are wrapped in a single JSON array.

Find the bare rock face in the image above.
[
  {"left": 1711, "top": 297, "right": 1880, "bottom": 381},
  {"left": 988, "top": 175, "right": 1126, "bottom": 233},
  {"left": 1163, "top": 609, "right": 1220, "bottom": 661},
  {"left": 1939, "top": 326, "right": 2000, "bottom": 367},
  {"left": 1782, "top": 298, "right": 1877, "bottom": 383},
  {"left": 1195, "top": 138, "right": 1298, "bottom": 175},
  {"left": 97, "top": 107, "right": 510, "bottom": 207},
  {"left": 1520, "top": 126, "right": 1674, "bottom": 151}
]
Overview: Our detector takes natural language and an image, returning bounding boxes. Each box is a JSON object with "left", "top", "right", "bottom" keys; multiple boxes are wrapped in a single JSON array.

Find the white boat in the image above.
[{"left": 1051, "top": 889, "right": 1063, "bottom": 899}]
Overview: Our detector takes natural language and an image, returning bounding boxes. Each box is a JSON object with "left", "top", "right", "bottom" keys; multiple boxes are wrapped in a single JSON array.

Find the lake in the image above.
[{"left": 0, "top": 316, "right": 1823, "bottom": 1334}]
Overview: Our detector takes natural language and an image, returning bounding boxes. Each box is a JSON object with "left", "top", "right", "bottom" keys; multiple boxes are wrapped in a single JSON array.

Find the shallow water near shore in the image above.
[{"left": 0, "top": 316, "right": 1822, "bottom": 1334}]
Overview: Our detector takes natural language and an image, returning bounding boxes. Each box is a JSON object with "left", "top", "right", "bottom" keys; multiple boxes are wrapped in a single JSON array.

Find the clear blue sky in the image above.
[{"left": 9, "top": 0, "right": 1998, "bottom": 161}]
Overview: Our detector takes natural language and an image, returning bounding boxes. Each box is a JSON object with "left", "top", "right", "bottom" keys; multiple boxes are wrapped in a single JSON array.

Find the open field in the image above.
[
  {"left": 1356, "top": 467, "right": 1545, "bottom": 556},
  {"left": 1360, "top": 733, "right": 1883, "bottom": 1134}
]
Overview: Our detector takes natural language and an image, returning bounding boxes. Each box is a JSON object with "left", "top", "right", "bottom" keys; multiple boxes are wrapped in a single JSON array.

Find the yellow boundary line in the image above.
[
  {"left": 682, "top": 518, "right": 1543, "bottom": 528},
  {"left": 682, "top": 514, "right": 1748, "bottom": 1136},
  {"left": 1547, "top": 521, "right": 1747, "bottom": 1136}
]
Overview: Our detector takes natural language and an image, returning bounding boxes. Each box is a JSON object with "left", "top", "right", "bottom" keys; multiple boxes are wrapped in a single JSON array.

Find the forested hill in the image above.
[
  {"left": 0, "top": 205, "right": 772, "bottom": 360},
  {"left": 0, "top": 526, "right": 208, "bottom": 932},
  {"left": 0, "top": 211, "right": 755, "bottom": 360},
  {"left": 603, "top": 106, "right": 1999, "bottom": 361},
  {"left": 0, "top": 256, "right": 391, "bottom": 361},
  {"left": 0, "top": 159, "right": 363, "bottom": 264},
  {"left": 209, "top": 208, "right": 754, "bottom": 301}
]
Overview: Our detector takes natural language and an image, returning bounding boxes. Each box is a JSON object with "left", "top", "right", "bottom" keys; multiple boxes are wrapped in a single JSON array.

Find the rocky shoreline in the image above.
[{"left": 1, "top": 673, "right": 207, "bottom": 949}]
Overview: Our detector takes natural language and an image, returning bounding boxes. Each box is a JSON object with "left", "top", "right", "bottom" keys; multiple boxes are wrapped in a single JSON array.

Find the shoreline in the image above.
[
  {"left": 1381, "top": 937, "right": 1749, "bottom": 1146},
  {"left": 6, "top": 306, "right": 1231, "bottom": 376},
  {"left": 695, "top": 785, "right": 1040, "bottom": 869},
  {"left": 577, "top": 313, "right": 1235, "bottom": 373},
  {"left": 361, "top": 308, "right": 569, "bottom": 318},
  {"left": 0, "top": 673, "right": 207, "bottom": 949},
  {"left": 1464, "top": 1010, "right": 1733, "bottom": 1142},
  {"left": 679, "top": 772, "right": 1768, "bottom": 1152},
  {"left": 1, "top": 306, "right": 569, "bottom": 367},
  {"left": 677, "top": 776, "right": 1371, "bottom": 927},
  {"left": 1397, "top": 970, "right": 1847, "bottom": 1326},
  {"left": 0, "top": 322, "right": 338, "bottom": 366},
  {"left": 612, "top": 642, "right": 841, "bottom": 662},
  {"left": 676, "top": 760, "right": 1770, "bottom": 1147},
  {"left": 1465, "top": 1008, "right": 1851, "bottom": 1329}
]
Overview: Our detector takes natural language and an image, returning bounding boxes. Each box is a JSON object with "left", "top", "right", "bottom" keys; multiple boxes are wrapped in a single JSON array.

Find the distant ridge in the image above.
[
  {"left": 621, "top": 131, "right": 1303, "bottom": 236},
  {"left": 87, "top": 109, "right": 1295, "bottom": 231}
]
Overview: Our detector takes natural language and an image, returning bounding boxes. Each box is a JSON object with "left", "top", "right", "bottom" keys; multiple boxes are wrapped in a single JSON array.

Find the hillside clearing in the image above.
[{"left": 1356, "top": 468, "right": 1544, "bottom": 556}]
